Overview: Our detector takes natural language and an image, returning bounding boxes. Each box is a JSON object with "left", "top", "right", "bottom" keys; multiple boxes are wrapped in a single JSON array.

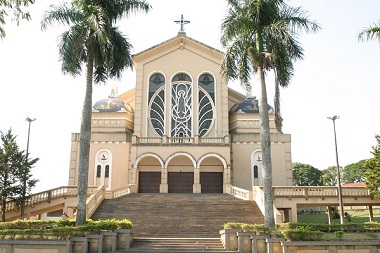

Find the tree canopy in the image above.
[
  {"left": 321, "top": 166, "right": 340, "bottom": 186},
  {"left": 364, "top": 135, "right": 380, "bottom": 199},
  {"left": 0, "top": 129, "right": 38, "bottom": 221},
  {"left": 0, "top": 0, "right": 34, "bottom": 38},
  {"left": 342, "top": 159, "right": 367, "bottom": 184},
  {"left": 292, "top": 162, "right": 323, "bottom": 186}
]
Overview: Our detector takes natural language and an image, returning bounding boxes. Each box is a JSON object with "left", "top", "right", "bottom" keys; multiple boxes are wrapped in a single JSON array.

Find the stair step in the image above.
[
  {"left": 91, "top": 193, "right": 263, "bottom": 238},
  {"left": 116, "top": 237, "right": 238, "bottom": 253}
]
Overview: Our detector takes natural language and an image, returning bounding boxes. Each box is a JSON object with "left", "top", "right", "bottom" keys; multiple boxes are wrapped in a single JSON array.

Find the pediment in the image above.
[{"left": 132, "top": 33, "right": 224, "bottom": 65}]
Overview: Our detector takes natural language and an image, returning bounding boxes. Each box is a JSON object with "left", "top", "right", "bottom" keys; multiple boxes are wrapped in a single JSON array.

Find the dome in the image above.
[
  {"left": 229, "top": 97, "right": 274, "bottom": 115},
  {"left": 93, "top": 98, "right": 128, "bottom": 112}
]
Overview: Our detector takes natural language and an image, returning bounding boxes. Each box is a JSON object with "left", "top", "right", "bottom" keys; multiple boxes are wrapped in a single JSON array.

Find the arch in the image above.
[
  {"left": 171, "top": 71, "right": 193, "bottom": 83},
  {"left": 94, "top": 149, "right": 112, "bottom": 190},
  {"left": 197, "top": 153, "right": 228, "bottom": 169},
  {"left": 164, "top": 152, "right": 196, "bottom": 169},
  {"left": 251, "top": 149, "right": 263, "bottom": 186},
  {"left": 133, "top": 153, "right": 164, "bottom": 169}
]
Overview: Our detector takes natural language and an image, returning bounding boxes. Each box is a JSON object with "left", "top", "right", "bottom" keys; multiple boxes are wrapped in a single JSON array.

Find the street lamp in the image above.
[
  {"left": 20, "top": 116, "right": 36, "bottom": 220},
  {"left": 327, "top": 115, "right": 344, "bottom": 225}
]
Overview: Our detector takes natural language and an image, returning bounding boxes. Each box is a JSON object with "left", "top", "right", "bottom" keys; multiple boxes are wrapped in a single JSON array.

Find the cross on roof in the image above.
[{"left": 174, "top": 14, "right": 190, "bottom": 33}]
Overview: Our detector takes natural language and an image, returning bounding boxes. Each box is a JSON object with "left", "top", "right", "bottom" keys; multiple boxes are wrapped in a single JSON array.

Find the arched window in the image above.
[
  {"left": 105, "top": 165, "right": 110, "bottom": 178},
  {"left": 171, "top": 73, "right": 192, "bottom": 137},
  {"left": 149, "top": 73, "right": 166, "bottom": 136},
  {"left": 253, "top": 165, "right": 258, "bottom": 178},
  {"left": 96, "top": 165, "right": 101, "bottom": 178},
  {"left": 198, "top": 73, "right": 215, "bottom": 136}
]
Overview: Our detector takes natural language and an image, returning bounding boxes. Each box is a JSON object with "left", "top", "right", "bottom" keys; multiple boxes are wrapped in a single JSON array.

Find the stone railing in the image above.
[
  {"left": 4, "top": 186, "right": 98, "bottom": 212},
  {"left": 86, "top": 186, "right": 106, "bottom": 218},
  {"left": 228, "top": 185, "right": 251, "bottom": 200},
  {"left": 108, "top": 185, "right": 135, "bottom": 199},
  {"left": 134, "top": 135, "right": 229, "bottom": 146},
  {"left": 273, "top": 186, "right": 371, "bottom": 198}
]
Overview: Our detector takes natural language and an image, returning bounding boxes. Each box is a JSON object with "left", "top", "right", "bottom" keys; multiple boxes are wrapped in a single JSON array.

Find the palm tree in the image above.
[
  {"left": 221, "top": 0, "right": 319, "bottom": 227},
  {"left": 358, "top": 21, "right": 380, "bottom": 43},
  {"left": 41, "top": 0, "right": 151, "bottom": 225}
]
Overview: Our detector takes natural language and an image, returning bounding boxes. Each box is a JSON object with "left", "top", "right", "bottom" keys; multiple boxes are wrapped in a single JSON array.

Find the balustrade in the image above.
[
  {"left": 135, "top": 136, "right": 227, "bottom": 145},
  {"left": 273, "top": 186, "right": 372, "bottom": 198}
]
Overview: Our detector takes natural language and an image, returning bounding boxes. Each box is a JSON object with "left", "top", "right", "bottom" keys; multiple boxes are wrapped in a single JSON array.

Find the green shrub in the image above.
[
  {"left": 224, "top": 222, "right": 244, "bottom": 229},
  {"left": 335, "top": 230, "right": 344, "bottom": 240},
  {"left": 282, "top": 228, "right": 324, "bottom": 241},
  {"left": 0, "top": 218, "right": 133, "bottom": 240},
  {"left": 115, "top": 219, "right": 133, "bottom": 229},
  {"left": 241, "top": 224, "right": 273, "bottom": 234},
  {"left": 364, "top": 222, "right": 380, "bottom": 231}
]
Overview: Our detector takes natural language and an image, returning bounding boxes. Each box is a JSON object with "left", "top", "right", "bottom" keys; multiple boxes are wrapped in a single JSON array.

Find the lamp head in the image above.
[{"left": 25, "top": 117, "right": 36, "bottom": 122}]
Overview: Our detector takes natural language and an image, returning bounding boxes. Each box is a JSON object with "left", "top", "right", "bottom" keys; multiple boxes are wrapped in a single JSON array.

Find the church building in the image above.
[{"left": 66, "top": 22, "right": 293, "bottom": 194}]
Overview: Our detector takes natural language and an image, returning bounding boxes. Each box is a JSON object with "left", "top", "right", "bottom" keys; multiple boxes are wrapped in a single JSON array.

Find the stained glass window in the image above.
[
  {"left": 149, "top": 73, "right": 166, "bottom": 136},
  {"left": 171, "top": 73, "right": 192, "bottom": 137},
  {"left": 198, "top": 74, "right": 215, "bottom": 136}
]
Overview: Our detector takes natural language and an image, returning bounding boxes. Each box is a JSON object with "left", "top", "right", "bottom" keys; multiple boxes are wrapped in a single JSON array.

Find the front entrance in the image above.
[
  {"left": 139, "top": 172, "right": 161, "bottom": 193},
  {"left": 168, "top": 172, "right": 193, "bottom": 193},
  {"left": 200, "top": 172, "right": 223, "bottom": 193}
]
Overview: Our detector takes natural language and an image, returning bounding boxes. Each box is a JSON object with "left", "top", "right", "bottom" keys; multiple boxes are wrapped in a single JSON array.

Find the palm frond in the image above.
[
  {"left": 358, "top": 22, "right": 380, "bottom": 42},
  {"left": 58, "top": 25, "right": 87, "bottom": 76},
  {"left": 41, "top": 3, "right": 83, "bottom": 30}
]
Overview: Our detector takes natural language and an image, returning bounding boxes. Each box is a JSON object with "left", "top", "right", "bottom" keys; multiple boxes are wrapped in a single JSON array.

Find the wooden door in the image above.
[
  {"left": 138, "top": 172, "right": 161, "bottom": 193},
  {"left": 200, "top": 172, "right": 223, "bottom": 193},
  {"left": 168, "top": 172, "right": 193, "bottom": 193}
]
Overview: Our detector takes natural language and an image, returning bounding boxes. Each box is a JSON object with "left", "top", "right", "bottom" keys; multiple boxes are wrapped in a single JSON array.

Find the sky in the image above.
[{"left": 0, "top": 0, "right": 379, "bottom": 193}]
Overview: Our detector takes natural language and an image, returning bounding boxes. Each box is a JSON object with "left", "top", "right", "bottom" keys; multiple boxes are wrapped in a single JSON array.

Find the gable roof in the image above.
[{"left": 132, "top": 33, "right": 224, "bottom": 64}]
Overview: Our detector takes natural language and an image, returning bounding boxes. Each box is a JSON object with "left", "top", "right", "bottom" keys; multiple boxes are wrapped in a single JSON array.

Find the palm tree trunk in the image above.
[
  {"left": 258, "top": 63, "right": 275, "bottom": 228},
  {"left": 76, "top": 54, "right": 94, "bottom": 226},
  {"left": 2, "top": 199, "right": 6, "bottom": 222},
  {"left": 274, "top": 70, "right": 283, "bottom": 134}
]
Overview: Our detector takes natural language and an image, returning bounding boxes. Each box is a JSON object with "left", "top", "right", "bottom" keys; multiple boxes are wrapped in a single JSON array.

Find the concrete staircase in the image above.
[
  {"left": 91, "top": 193, "right": 264, "bottom": 252},
  {"left": 123, "top": 237, "right": 239, "bottom": 253}
]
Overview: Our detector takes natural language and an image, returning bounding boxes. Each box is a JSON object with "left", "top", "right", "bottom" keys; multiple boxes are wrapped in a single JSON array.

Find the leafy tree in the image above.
[
  {"left": 358, "top": 21, "right": 380, "bottom": 44},
  {"left": 292, "top": 162, "right": 323, "bottom": 186},
  {"left": 0, "top": 0, "right": 34, "bottom": 38},
  {"left": 0, "top": 129, "right": 38, "bottom": 221},
  {"left": 220, "top": 0, "right": 319, "bottom": 227},
  {"left": 41, "top": 0, "right": 151, "bottom": 225},
  {"left": 364, "top": 135, "right": 380, "bottom": 199},
  {"left": 321, "top": 166, "right": 343, "bottom": 186},
  {"left": 342, "top": 160, "right": 367, "bottom": 184}
]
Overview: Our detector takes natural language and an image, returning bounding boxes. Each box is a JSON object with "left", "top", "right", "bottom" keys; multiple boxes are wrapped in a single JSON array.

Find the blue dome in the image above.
[
  {"left": 229, "top": 97, "right": 273, "bottom": 115},
  {"left": 93, "top": 98, "right": 127, "bottom": 112}
]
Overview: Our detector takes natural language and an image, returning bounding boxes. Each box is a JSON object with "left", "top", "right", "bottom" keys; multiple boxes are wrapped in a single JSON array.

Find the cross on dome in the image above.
[{"left": 174, "top": 14, "right": 190, "bottom": 33}]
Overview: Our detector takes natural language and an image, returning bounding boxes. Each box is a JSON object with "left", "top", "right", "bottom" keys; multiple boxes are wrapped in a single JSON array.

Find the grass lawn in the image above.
[{"left": 297, "top": 209, "right": 380, "bottom": 224}]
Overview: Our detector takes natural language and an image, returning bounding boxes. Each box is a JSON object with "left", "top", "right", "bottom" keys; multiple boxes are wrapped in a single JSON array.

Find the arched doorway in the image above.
[
  {"left": 137, "top": 156, "right": 162, "bottom": 193},
  {"left": 166, "top": 155, "right": 195, "bottom": 193},
  {"left": 199, "top": 156, "right": 224, "bottom": 193}
]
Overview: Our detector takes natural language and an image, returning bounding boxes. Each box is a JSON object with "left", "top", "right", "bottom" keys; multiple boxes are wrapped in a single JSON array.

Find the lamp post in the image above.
[
  {"left": 21, "top": 117, "right": 36, "bottom": 220},
  {"left": 327, "top": 115, "right": 344, "bottom": 225}
]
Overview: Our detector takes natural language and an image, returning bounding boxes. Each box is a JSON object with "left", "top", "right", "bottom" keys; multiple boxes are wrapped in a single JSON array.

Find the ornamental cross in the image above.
[{"left": 174, "top": 14, "right": 190, "bottom": 32}]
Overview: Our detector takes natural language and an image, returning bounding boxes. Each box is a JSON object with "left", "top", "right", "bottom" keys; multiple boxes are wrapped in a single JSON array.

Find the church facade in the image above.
[{"left": 67, "top": 32, "right": 293, "bottom": 194}]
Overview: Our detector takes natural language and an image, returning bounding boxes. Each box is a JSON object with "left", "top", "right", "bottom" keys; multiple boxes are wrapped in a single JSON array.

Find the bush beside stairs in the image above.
[{"left": 91, "top": 193, "right": 264, "bottom": 252}]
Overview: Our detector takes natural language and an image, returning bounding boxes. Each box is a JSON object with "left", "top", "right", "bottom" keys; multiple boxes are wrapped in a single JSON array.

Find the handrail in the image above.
[
  {"left": 86, "top": 185, "right": 105, "bottom": 218},
  {"left": 4, "top": 186, "right": 98, "bottom": 212}
]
